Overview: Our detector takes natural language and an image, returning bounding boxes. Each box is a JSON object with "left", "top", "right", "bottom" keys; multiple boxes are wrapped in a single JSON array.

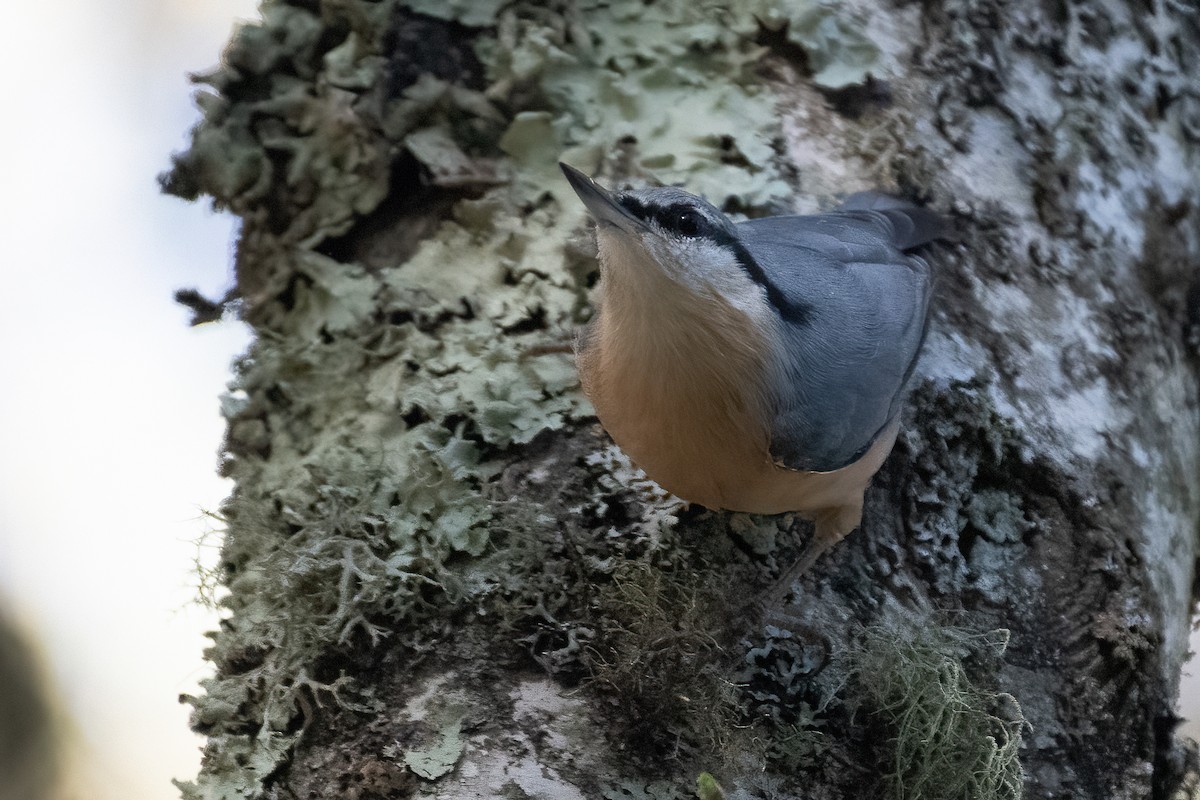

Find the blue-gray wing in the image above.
[{"left": 736, "top": 206, "right": 937, "bottom": 472}]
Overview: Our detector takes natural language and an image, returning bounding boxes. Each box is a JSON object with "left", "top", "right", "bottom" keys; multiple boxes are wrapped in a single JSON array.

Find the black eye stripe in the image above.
[
  {"left": 618, "top": 196, "right": 713, "bottom": 239},
  {"left": 658, "top": 205, "right": 707, "bottom": 237},
  {"left": 617, "top": 196, "right": 646, "bottom": 218},
  {"left": 617, "top": 193, "right": 810, "bottom": 325},
  {"left": 727, "top": 239, "right": 810, "bottom": 326}
]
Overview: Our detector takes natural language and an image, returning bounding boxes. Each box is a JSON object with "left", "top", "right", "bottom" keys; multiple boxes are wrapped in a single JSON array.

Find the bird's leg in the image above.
[{"left": 763, "top": 505, "right": 862, "bottom": 609}]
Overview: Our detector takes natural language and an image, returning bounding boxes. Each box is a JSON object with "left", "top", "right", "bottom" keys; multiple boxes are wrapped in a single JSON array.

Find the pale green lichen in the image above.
[
  {"left": 758, "top": 0, "right": 884, "bottom": 89},
  {"left": 697, "top": 772, "right": 727, "bottom": 800},
  {"left": 585, "top": 444, "right": 691, "bottom": 536},
  {"left": 403, "top": 714, "right": 466, "bottom": 780},
  {"left": 482, "top": 0, "right": 792, "bottom": 207},
  {"left": 173, "top": 730, "right": 298, "bottom": 800},
  {"left": 851, "top": 624, "right": 1027, "bottom": 800},
  {"left": 403, "top": 0, "right": 507, "bottom": 28}
]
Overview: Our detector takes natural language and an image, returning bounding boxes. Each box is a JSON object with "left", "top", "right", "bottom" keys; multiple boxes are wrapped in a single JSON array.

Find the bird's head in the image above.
[{"left": 560, "top": 163, "right": 765, "bottom": 317}]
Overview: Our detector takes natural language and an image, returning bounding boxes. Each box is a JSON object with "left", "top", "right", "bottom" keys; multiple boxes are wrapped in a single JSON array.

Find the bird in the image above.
[{"left": 559, "top": 163, "right": 947, "bottom": 603}]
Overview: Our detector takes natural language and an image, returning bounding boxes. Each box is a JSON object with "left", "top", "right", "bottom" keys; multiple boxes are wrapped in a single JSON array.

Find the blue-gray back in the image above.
[{"left": 736, "top": 206, "right": 939, "bottom": 472}]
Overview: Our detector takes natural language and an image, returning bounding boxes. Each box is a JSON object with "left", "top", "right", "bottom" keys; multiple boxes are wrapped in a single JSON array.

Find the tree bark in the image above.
[{"left": 165, "top": 1, "right": 1200, "bottom": 798}]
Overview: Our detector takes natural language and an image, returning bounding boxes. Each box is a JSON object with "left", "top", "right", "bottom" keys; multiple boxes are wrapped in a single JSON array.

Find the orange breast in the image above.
[{"left": 577, "top": 290, "right": 896, "bottom": 519}]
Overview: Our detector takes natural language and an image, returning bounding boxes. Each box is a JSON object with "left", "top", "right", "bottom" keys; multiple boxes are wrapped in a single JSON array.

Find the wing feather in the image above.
[{"left": 736, "top": 205, "right": 939, "bottom": 472}]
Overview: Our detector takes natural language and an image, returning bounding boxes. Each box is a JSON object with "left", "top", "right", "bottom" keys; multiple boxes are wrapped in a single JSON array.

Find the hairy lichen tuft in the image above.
[
  {"left": 851, "top": 622, "right": 1027, "bottom": 800},
  {"left": 588, "top": 560, "right": 742, "bottom": 757}
]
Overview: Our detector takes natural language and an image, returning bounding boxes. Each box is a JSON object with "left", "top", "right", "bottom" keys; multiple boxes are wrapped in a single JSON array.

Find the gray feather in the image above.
[
  {"left": 838, "top": 191, "right": 954, "bottom": 249},
  {"left": 736, "top": 202, "right": 942, "bottom": 472}
]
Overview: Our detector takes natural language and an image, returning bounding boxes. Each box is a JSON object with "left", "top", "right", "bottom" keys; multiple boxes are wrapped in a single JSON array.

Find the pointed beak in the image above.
[{"left": 559, "top": 163, "right": 647, "bottom": 234}]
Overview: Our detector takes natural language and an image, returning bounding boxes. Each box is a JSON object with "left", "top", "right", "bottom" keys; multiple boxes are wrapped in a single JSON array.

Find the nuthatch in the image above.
[{"left": 561, "top": 163, "right": 947, "bottom": 599}]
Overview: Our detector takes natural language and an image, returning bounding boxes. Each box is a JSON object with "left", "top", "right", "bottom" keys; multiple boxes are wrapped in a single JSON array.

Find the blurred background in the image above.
[
  {"left": 0, "top": 1, "right": 255, "bottom": 798},
  {"left": 0, "top": 2, "right": 1197, "bottom": 799}
]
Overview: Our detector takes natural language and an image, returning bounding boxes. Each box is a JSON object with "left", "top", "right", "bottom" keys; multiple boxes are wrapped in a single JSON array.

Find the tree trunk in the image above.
[{"left": 164, "top": 1, "right": 1200, "bottom": 798}]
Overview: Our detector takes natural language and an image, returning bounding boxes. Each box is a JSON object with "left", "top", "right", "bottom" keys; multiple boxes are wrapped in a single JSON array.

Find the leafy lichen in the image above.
[
  {"left": 758, "top": 1, "right": 884, "bottom": 90},
  {"left": 402, "top": 713, "right": 466, "bottom": 780}
]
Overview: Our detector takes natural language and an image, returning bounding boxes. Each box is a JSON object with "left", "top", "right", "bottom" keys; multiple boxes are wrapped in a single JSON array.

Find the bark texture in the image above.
[{"left": 165, "top": 1, "right": 1200, "bottom": 798}]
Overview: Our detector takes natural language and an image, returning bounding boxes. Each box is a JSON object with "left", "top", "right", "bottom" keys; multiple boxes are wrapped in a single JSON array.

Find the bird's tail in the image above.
[{"left": 840, "top": 191, "right": 955, "bottom": 250}]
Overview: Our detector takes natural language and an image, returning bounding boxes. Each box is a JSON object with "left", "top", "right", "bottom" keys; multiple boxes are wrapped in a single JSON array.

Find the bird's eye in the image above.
[
  {"left": 676, "top": 211, "right": 700, "bottom": 236},
  {"left": 671, "top": 209, "right": 706, "bottom": 238}
]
